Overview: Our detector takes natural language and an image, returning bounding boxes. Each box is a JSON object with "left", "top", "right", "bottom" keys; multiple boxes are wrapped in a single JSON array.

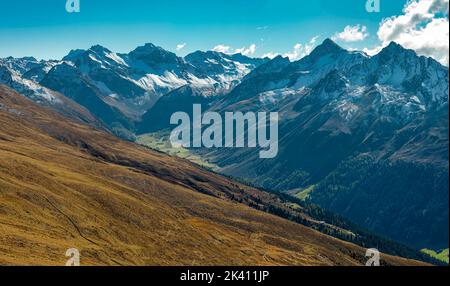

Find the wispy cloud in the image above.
[
  {"left": 176, "top": 43, "right": 187, "bottom": 51},
  {"left": 212, "top": 44, "right": 257, "bottom": 56},
  {"left": 283, "top": 36, "right": 319, "bottom": 60},
  {"left": 332, "top": 25, "right": 369, "bottom": 42},
  {"left": 362, "top": 46, "right": 383, "bottom": 56},
  {"left": 235, "top": 44, "right": 257, "bottom": 56},
  {"left": 262, "top": 52, "right": 280, "bottom": 59},
  {"left": 212, "top": 44, "right": 232, "bottom": 53}
]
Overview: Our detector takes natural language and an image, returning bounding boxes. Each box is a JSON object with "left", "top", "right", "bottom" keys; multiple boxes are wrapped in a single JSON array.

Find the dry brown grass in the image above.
[{"left": 0, "top": 85, "right": 427, "bottom": 266}]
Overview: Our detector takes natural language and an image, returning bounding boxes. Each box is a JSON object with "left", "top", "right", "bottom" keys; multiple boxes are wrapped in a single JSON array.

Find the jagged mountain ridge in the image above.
[
  {"left": 137, "top": 39, "right": 449, "bottom": 250},
  {"left": 55, "top": 43, "right": 267, "bottom": 115},
  {"left": 198, "top": 39, "right": 448, "bottom": 179},
  {"left": 1, "top": 44, "right": 268, "bottom": 137}
]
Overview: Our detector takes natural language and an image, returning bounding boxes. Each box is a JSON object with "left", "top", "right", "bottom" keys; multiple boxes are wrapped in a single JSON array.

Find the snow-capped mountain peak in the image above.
[
  {"left": 308, "top": 38, "right": 346, "bottom": 59},
  {"left": 128, "top": 43, "right": 186, "bottom": 70},
  {"left": 89, "top": 44, "right": 113, "bottom": 54}
]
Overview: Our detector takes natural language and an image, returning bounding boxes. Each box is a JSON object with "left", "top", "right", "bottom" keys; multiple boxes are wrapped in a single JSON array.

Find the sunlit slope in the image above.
[{"left": 0, "top": 85, "right": 426, "bottom": 266}]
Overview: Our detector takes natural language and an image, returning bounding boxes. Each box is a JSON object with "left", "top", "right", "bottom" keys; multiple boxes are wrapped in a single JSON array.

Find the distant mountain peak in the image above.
[
  {"left": 185, "top": 50, "right": 225, "bottom": 61},
  {"left": 130, "top": 43, "right": 179, "bottom": 57},
  {"left": 127, "top": 43, "right": 185, "bottom": 70},
  {"left": 322, "top": 38, "right": 340, "bottom": 46},
  {"left": 142, "top": 43, "right": 157, "bottom": 48},
  {"left": 48, "top": 61, "right": 79, "bottom": 75},
  {"left": 185, "top": 50, "right": 268, "bottom": 74},
  {"left": 270, "top": 55, "right": 290, "bottom": 63},
  {"left": 242, "top": 55, "right": 290, "bottom": 80},
  {"left": 272, "top": 55, "right": 289, "bottom": 60},
  {"left": 385, "top": 41, "right": 403, "bottom": 50},
  {"left": 310, "top": 38, "right": 346, "bottom": 57},
  {"left": 63, "top": 45, "right": 113, "bottom": 61},
  {"left": 186, "top": 50, "right": 254, "bottom": 61},
  {"left": 261, "top": 55, "right": 291, "bottom": 68},
  {"left": 377, "top": 41, "right": 418, "bottom": 60},
  {"left": 89, "top": 45, "right": 112, "bottom": 54},
  {"left": 130, "top": 43, "right": 165, "bottom": 55},
  {"left": 229, "top": 52, "right": 252, "bottom": 60},
  {"left": 63, "top": 49, "right": 86, "bottom": 62},
  {"left": 17, "top": 56, "right": 38, "bottom": 62}
]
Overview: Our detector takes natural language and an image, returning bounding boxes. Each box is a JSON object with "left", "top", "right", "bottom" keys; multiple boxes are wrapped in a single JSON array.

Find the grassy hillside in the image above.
[
  {"left": 421, "top": 249, "right": 449, "bottom": 264},
  {"left": 0, "top": 85, "right": 427, "bottom": 266}
]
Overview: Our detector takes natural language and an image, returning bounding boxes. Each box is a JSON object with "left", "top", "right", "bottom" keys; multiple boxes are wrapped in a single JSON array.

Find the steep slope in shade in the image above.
[
  {"left": 0, "top": 85, "right": 425, "bottom": 266},
  {"left": 40, "top": 63, "right": 135, "bottom": 135},
  {"left": 138, "top": 85, "right": 217, "bottom": 133},
  {"left": 311, "top": 154, "right": 449, "bottom": 250}
]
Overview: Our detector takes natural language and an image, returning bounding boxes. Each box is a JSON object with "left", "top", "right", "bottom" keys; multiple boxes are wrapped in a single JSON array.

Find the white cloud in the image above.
[
  {"left": 176, "top": 43, "right": 187, "bottom": 51},
  {"left": 262, "top": 52, "right": 280, "bottom": 59},
  {"left": 362, "top": 46, "right": 383, "bottom": 56},
  {"left": 212, "top": 44, "right": 232, "bottom": 54},
  {"left": 235, "top": 44, "right": 257, "bottom": 56},
  {"left": 212, "top": 44, "right": 257, "bottom": 56},
  {"left": 332, "top": 25, "right": 369, "bottom": 42},
  {"left": 283, "top": 36, "right": 319, "bottom": 60},
  {"left": 376, "top": 0, "right": 449, "bottom": 65}
]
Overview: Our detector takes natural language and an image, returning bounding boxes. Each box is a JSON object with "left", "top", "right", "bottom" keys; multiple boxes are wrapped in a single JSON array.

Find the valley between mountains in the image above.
[{"left": 0, "top": 85, "right": 427, "bottom": 266}]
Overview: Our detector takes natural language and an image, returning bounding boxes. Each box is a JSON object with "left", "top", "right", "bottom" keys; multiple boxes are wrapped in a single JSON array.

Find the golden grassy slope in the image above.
[{"left": 0, "top": 85, "right": 426, "bottom": 266}]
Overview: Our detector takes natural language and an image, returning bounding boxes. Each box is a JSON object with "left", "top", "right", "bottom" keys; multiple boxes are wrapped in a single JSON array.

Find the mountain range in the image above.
[
  {"left": 1, "top": 44, "right": 267, "bottom": 138},
  {"left": 1, "top": 39, "right": 448, "bottom": 259},
  {"left": 197, "top": 40, "right": 449, "bottom": 250}
]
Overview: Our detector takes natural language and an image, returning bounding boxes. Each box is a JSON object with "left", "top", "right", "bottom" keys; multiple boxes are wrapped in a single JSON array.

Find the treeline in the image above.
[
  {"left": 219, "top": 171, "right": 445, "bottom": 265},
  {"left": 311, "top": 155, "right": 449, "bottom": 252},
  {"left": 274, "top": 191, "right": 445, "bottom": 265}
]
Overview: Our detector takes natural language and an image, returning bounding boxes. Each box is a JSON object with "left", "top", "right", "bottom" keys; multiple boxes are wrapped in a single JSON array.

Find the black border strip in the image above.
[{"left": 1, "top": 266, "right": 448, "bottom": 285}]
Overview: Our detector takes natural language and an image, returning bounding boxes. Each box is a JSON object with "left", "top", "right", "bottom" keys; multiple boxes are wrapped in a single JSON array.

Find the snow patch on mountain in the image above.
[{"left": 0, "top": 61, "right": 59, "bottom": 103}]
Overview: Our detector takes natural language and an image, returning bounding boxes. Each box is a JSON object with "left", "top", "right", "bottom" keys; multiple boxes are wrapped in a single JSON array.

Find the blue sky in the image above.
[{"left": 0, "top": 0, "right": 427, "bottom": 60}]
